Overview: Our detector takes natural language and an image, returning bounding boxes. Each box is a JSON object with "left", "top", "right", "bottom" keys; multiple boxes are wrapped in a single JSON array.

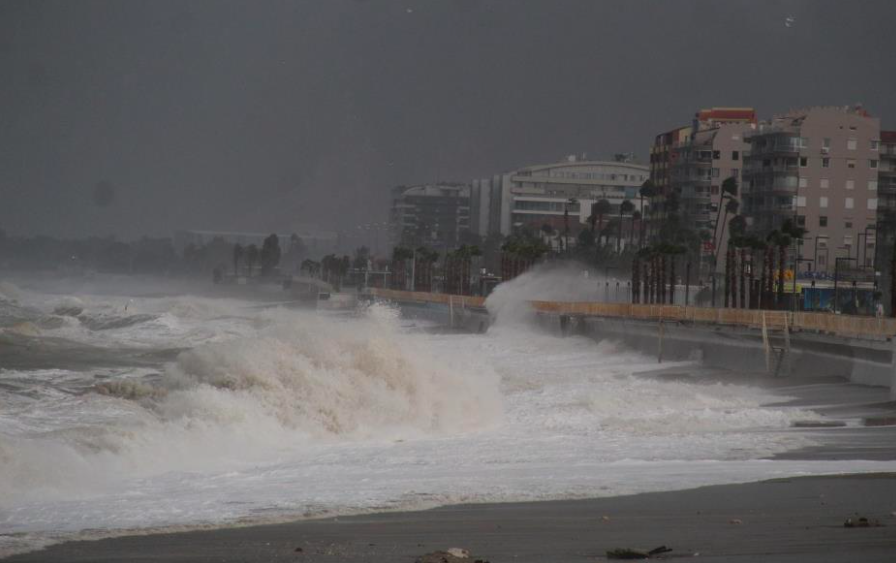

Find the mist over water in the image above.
[{"left": 2, "top": 273, "right": 895, "bottom": 557}]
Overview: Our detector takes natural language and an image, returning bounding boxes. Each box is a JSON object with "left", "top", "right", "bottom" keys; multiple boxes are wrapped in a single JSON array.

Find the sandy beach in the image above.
[{"left": 5, "top": 473, "right": 895, "bottom": 563}]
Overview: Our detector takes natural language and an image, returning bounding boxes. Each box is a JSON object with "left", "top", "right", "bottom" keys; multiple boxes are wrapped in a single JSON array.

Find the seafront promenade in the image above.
[{"left": 370, "top": 288, "right": 896, "bottom": 398}]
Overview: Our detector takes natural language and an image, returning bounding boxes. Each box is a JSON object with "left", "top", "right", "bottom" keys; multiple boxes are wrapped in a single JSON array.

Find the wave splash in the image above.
[{"left": 0, "top": 303, "right": 503, "bottom": 505}]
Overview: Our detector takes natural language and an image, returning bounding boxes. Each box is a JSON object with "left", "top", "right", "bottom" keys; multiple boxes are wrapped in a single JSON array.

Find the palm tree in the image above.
[
  {"left": 590, "top": 199, "right": 612, "bottom": 247},
  {"left": 639, "top": 180, "right": 657, "bottom": 246},
  {"left": 729, "top": 215, "right": 747, "bottom": 308},
  {"left": 246, "top": 244, "right": 259, "bottom": 277},
  {"left": 232, "top": 244, "right": 244, "bottom": 276},
  {"left": 563, "top": 198, "right": 578, "bottom": 255},
  {"left": 631, "top": 210, "right": 642, "bottom": 249},
  {"left": 618, "top": 199, "right": 635, "bottom": 253},
  {"left": 712, "top": 177, "right": 739, "bottom": 252}
]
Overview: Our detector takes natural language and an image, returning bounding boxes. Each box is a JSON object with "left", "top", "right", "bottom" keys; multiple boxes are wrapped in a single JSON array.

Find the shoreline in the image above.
[{"left": 5, "top": 473, "right": 896, "bottom": 562}]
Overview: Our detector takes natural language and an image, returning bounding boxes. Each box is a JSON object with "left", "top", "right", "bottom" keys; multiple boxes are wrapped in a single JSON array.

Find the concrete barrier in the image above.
[{"left": 371, "top": 288, "right": 896, "bottom": 391}]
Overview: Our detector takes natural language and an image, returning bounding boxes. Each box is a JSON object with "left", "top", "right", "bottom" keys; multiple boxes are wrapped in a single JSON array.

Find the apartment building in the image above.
[
  {"left": 389, "top": 183, "right": 471, "bottom": 250},
  {"left": 649, "top": 108, "right": 756, "bottom": 278},
  {"left": 874, "top": 131, "right": 896, "bottom": 312},
  {"left": 742, "top": 106, "right": 881, "bottom": 274}
]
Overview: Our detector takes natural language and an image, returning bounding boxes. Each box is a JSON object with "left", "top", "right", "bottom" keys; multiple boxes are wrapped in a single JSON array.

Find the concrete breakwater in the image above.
[{"left": 370, "top": 288, "right": 896, "bottom": 397}]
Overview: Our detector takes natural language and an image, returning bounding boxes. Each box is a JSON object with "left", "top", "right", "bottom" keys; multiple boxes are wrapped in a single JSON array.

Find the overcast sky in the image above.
[{"left": 1, "top": 0, "right": 894, "bottom": 240}]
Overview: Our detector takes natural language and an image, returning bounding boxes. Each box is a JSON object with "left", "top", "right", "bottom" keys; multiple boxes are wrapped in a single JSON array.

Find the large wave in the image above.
[{"left": 0, "top": 303, "right": 503, "bottom": 506}]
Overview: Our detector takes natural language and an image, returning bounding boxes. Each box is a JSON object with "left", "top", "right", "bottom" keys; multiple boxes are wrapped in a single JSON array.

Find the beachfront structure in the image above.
[
  {"left": 742, "top": 106, "right": 881, "bottom": 274},
  {"left": 388, "top": 183, "right": 471, "bottom": 250},
  {"left": 471, "top": 156, "right": 649, "bottom": 244}
]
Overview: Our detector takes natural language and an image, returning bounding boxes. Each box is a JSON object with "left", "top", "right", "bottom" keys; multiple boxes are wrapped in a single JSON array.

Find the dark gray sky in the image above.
[{"left": 1, "top": 0, "right": 894, "bottom": 239}]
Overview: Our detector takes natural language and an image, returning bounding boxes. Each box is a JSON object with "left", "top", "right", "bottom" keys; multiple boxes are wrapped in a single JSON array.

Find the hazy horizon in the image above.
[{"left": 2, "top": 0, "right": 895, "bottom": 240}]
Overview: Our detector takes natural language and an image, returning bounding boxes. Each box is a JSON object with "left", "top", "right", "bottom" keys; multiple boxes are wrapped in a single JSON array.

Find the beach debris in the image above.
[
  {"left": 606, "top": 546, "right": 672, "bottom": 559},
  {"left": 416, "top": 548, "right": 484, "bottom": 563},
  {"left": 844, "top": 516, "right": 883, "bottom": 528},
  {"left": 729, "top": 518, "right": 743, "bottom": 525},
  {"left": 791, "top": 419, "right": 846, "bottom": 428},
  {"left": 863, "top": 416, "right": 896, "bottom": 427},
  {"left": 294, "top": 547, "right": 303, "bottom": 553}
]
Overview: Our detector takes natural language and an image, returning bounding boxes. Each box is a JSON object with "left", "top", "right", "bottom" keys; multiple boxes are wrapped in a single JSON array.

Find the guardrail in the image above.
[{"left": 371, "top": 289, "right": 896, "bottom": 340}]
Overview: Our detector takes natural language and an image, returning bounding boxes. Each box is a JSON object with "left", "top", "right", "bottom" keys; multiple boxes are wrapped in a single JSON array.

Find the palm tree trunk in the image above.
[
  {"left": 723, "top": 246, "right": 730, "bottom": 308},
  {"left": 669, "top": 255, "right": 676, "bottom": 305},
  {"left": 777, "top": 244, "right": 786, "bottom": 309},
  {"left": 617, "top": 208, "right": 623, "bottom": 253},
  {"left": 749, "top": 251, "right": 757, "bottom": 309},
  {"left": 739, "top": 247, "right": 747, "bottom": 309}
]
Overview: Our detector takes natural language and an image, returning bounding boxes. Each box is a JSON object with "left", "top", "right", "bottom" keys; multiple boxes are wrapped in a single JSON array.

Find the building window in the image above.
[
  {"left": 799, "top": 157, "right": 808, "bottom": 167},
  {"left": 822, "top": 158, "right": 830, "bottom": 168},
  {"left": 710, "top": 185, "right": 719, "bottom": 195},
  {"left": 845, "top": 221, "right": 853, "bottom": 229},
  {"left": 820, "top": 178, "right": 830, "bottom": 189},
  {"left": 869, "top": 180, "right": 878, "bottom": 190},
  {"left": 868, "top": 198, "right": 878, "bottom": 210},
  {"left": 796, "top": 196, "right": 807, "bottom": 207},
  {"left": 732, "top": 151, "right": 739, "bottom": 160},
  {"left": 819, "top": 216, "right": 828, "bottom": 227},
  {"left": 845, "top": 197, "right": 854, "bottom": 209},
  {"left": 731, "top": 168, "right": 739, "bottom": 177},
  {"left": 871, "top": 140, "right": 880, "bottom": 151},
  {"left": 820, "top": 196, "right": 829, "bottom": 208},
  {"left": 712, "top": 150, "right": 720, "bottom": 160},
  {"left": 847, "top": 138, "right": 857, "bottom": 150},
  {"left": 799, "top": 177, "right": 808, "bottom": 188},
  {"left": 822, "top": 138, "right": 831, "bottom": 152},
  {"left": 847, "top": 159, "right": 856, "bottom": 169},
  {"left": 870, "top": 159, "right": 879, "bottom": 169},
  {"left": 711, "top": 168, "right": 720, "bottom": 178},
  {"left": 846, "top": 180, "right": 855, "bottom": 190}
]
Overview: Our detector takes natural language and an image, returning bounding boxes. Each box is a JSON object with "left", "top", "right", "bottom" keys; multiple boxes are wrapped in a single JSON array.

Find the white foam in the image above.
[{"left": 3, "top": 280, "right": 896, "bottom": 559}]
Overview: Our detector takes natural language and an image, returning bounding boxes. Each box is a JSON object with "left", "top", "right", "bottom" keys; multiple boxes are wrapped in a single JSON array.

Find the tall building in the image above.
[
  {"left": 742, "top": 106, "right": 880, "bottom": 274},
  {"left": 389, "top": 183, "right": 471, "bottom": 250},
  {"left": 874, "top": 131, "right": 896, "bottom": 312},
  {"left": 472, "top": 156, "right": 649, "bottom": 241},
  {"left": 649, "top": 108, "right": 756, "bottom": 278}
]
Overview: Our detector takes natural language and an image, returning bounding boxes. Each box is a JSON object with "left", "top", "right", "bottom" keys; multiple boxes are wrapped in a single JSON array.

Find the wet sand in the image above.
[{"left": 5, "top": 474, "right": 896, "bottom": 563}]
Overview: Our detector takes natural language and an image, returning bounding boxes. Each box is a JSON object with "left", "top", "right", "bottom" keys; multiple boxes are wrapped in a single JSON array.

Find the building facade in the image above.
[
  {"left": 874, "top": 131, "right": 896, "bottom": 312},
  {"left": 649, "top": 108, "right": 756, "bottom": 278},
  {"left": 472, "top": 157, "right": 649, "bottom": 244},
  {"left": 389, "top": 183, "right": 471, "bottom": 250},
  {"left": 743, "top": 106, "right": 881, "bottom": 274}
]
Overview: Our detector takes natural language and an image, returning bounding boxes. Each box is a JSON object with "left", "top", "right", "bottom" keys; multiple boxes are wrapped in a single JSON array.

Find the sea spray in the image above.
[{"left": 0, "top": 303, "right": 503, "bottom": 506}]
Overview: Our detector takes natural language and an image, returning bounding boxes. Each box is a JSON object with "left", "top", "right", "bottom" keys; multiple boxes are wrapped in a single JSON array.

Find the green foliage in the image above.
[
  {"left": 502, "top": 232, "right": 551, "bottom": 260},
  {"left": 722, "top": 176, "right": 738, "bottom": 197}
]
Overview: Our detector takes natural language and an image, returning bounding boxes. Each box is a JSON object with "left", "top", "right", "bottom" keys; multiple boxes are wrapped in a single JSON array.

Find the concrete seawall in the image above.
[{"left": 373, "top": 292, "right": 896, "bottom": 394}]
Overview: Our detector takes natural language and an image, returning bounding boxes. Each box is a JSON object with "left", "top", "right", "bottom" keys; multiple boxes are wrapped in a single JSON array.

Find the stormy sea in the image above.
[{"left": 2, "top": 273, "right": 894, "bottom": 557}]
